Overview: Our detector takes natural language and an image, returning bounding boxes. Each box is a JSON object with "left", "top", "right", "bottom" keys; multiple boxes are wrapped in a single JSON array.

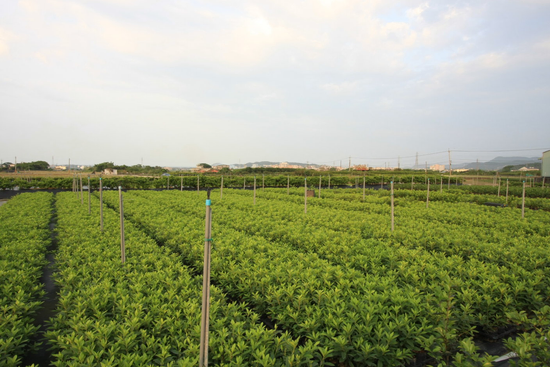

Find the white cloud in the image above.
[{"left": 0, "top": 28, "right": 16, "bottom": 56}]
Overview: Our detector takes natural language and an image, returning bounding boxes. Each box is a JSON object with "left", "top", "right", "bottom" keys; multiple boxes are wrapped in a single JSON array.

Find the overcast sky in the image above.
[{"left": 1, "top": 0, "right": 549, "bottom": 168}]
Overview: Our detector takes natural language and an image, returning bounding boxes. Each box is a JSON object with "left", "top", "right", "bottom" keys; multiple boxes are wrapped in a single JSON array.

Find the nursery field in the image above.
[{"left": 1, "top": 186, "right": 550, "bottom": 366}]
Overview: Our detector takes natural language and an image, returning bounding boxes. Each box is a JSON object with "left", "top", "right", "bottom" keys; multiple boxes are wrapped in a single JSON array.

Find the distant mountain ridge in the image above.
[{"left": 457, "top": 156, "right": 540, "bottom": 171}]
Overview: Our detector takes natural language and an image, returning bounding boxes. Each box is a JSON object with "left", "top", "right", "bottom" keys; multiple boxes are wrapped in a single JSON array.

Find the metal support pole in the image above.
[
  {"left": 426, "top": 178, "right": 430, "bottom": 209},
  {"left": 199, "top": 192, "right": 212, "bottom": 367},
  {"left": 304, "top": 178, "right": 307, "bottom": 214},
  {"left": 363, "top": 175, "right": 366, "bottom": 201},
  {"left": 287, "top": 175, "right": 290, "bottom": 195},
  {"left": 254, "top": 176, "right": 256, "bottom": 205},
  {"left": 88, "top": 177, "right": 91, "bottom": 214},
  {"left": 391, "top": 181, "right": 394, "bottom": 232},
  {"left": 119, "top": 186, "right": 125, "bottom": 264},
  {"left": 522, "top": 181, "right": 526, "bottom": 219},
  {"left": 506, "top": 179, "right": 509, "bottom": 204},
  {"left": 100, "top": 178, "right": 103, "bottom": 231}
]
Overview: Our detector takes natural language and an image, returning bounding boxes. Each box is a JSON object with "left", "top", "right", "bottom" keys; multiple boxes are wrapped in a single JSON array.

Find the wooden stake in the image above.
[
  {"left": 199, "top": 192, "right": 213, "bottom": 367},
  {"left": 100, "top": 178, "right": 103, "bottom": 231},
  {"left": 440, "top": 176, "right": 443, "bottom": 192},
  {"left": 119, "top": 186, "right": 125, "bottom": 264}
]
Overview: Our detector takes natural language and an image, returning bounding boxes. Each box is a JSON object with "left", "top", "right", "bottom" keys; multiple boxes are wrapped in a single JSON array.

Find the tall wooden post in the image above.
[
  {"left": 100, "top": 178, "right": 103, "bottom": 231},
  {"left": 199, "top": 191, "right": 213, "bottom": 367},
  {"left": 440, "top": 176, "right": 443, "bottom": 192},
  {"left": 119, "top": 187, "right": 126, "bottom": 264}
]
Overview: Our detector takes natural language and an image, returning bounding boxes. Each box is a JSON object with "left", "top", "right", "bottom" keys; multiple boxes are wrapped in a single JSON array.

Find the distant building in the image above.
[
  {"left": 430, "top": 164, "right": 445, "bottom": 171},
  {"left": 214, "top": 165, "right": 230, "bottom": 170},
  {"left": 517, "top": 167, "right": 539, "bottom": 172},
  {"left": 103, "top": 169, "right": 118, "bottom": 175},
  {"left": 453, "top": 169, "right": 469, "bottom": 173},
  {"left": 55, "top": 165, "right": 67, "bottom": 171},
  {"left": 543, "top": 150, "right": 550, "bottom": 178}
]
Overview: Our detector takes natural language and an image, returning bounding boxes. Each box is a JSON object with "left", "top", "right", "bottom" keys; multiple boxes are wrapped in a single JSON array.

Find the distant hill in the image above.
[{"left": 458, "top": 156, "right": 541, "bottom": 171}]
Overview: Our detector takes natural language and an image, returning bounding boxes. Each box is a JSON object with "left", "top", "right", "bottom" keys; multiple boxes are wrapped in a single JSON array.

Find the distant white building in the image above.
[
  {"left": 430, "top": 164, "right": 445, "bottom": 171},
  {"left": 103, "top": 169, "right": 118, "bottom": 175}
]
